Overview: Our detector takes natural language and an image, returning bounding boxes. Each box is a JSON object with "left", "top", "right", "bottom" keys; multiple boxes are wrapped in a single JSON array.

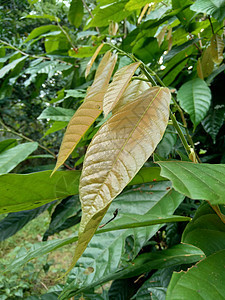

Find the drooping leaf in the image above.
[
  {"left": 211, "top": 34, "right": 224, "bottom": 65},
  {"left": 68, "top": 0, "right": 83, "bottom": 27},
  {"left": 0, "top": 170, "right": 80, "bottom": 214},
  {"left": 52, "top": 51, "right": 117, "bottom": 174},
  {"left": 202, "top": 105, "right": 225, "bottom": 143},
  {"left": 0, "top": 202, "right": 55, "bottom": 241},
  {"left": 190, "top": 0, "right": 225, "bottom": 22},
  {"left": 38, "top": 107, "right": 75, "bottom": 122},
  {"left": 103, "top": 62, "right": 141, "bottom": 116},
  {"left": 177, "top": 78, "right": 211, "bottom": 128},
  {"left": 182, "top": 202, "right": 225, "bottom": 256},
  {"left": 85, "top": 43, "right": 104, "bottom": 78},
  {"left": 67, "top": 86, "right": 170, "bottom": 274},
  {"left": 0, "top": 142, "right": 38, "bottom": 175},
  {"left": 166, "top": 249, "right": 225, "bottom": 300},
  {"left": 0, "top": 56, "right": 27, "bottom": 79},
  {"left": 60, "top": 244, "right": 204, "bottom": 299},
  {"left": 158, "top": 161, "right": 225, "bottom": 204}
]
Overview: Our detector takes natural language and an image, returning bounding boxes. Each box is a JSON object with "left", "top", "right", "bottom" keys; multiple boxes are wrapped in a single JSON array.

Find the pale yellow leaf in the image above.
[
  {"left": 113, "top": 75, "right": 151, "bottom": 111},
  {"left": 197, "top": 58, "right": 204, "bottom": 79},
  {"left": 211, "top": 34, "right": 224, "bottom": 65},
  {"left": 85, "top": 43, "right": 104, "bottom": 78},
  {"left": 103, "top": 61, "right": 141, "bottom": 116},
  {"left": 67, "top": 86, "right": 171, "bottom": 272},
  {"left": 138, "top": 3, "right": 150, "bottom": 24},
  {"left": 52, "top": 51, "right": 117, "bottom": 174}
]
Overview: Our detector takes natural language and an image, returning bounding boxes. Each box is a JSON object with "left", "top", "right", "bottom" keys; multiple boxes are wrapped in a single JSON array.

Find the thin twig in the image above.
[
  {"left": 81, "top": 0, "right": 100, "bottom": 33},
  {"left": 57, "top": 22, "right": 77, "bottom": 49},
  {"left": 0, "top": 39, "right": 73, "bottom": 66},
  {"left": 208, "top": 16, "right": 215, "bottom": 35}
]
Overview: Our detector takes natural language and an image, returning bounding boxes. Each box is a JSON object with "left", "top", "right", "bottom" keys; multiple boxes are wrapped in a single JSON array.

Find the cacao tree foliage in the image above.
[{"left": 0, "top": 0, "right": 225, "bottom": 298}]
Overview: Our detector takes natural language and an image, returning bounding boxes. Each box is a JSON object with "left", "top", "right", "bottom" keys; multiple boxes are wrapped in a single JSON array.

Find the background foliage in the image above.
[{"left": 0, "top": 0, "right": 225, "bottom": 299}]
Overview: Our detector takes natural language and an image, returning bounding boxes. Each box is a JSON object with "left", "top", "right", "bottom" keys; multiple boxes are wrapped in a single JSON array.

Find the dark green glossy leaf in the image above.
[
  {"left": 60, "top": 244, "right": 204, "bottom": 299},
  {"left": 0, "top": 170, "right": 80, "bottom": 214},
  {"left": 177, "top": 78, "right": 211, "bottom": 128},
  {"left": 0, "top": 142, "right": 38, "bottom": 175},
  {"left": 166, "top": 249, "right": 225, "bottom": 299},
  {"left": 0, "top": 202, "right": 55, "bottom": 241},
  {"left": 158, "top": 161, "right": 225, "bottom": 204},
  {"left": 182, "top": 203, "right": 225, "bottom": 256}
]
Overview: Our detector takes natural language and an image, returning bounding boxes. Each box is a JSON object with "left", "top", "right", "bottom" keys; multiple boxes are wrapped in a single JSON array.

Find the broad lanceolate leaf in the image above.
[
  {"left": 177, "top": 78, "right": 211, "bottom": 128},
  {"left": 190, "top": 0, "right": 225, "bottom": 22},
  {"left": 158, "top": 161, "right": 225, "bottom": 204},
  {"left": 68, "top": 86, "right": 170, "bottom": 273},
  {"left": 103, "top": 62, "right": 141, "bottom": 116},
  {"left": 68, "top": 0, "right": 83, "bottom": 28},
  {"left": 166, "top": 249, "right": 225, "bottom": 300},
  {"left": 38, "top": 107, "right": 75, "bottom": 122},
  {"left": 211, "top": 34, "right": 224, "bottom": 65},
  {"left": 52, "top": 51, "right": 117, "bottom": 174},
  {"left": 0, "top": 142, "right": 38, "bottom": 175},
  {"left": 182, "top": 203, "right": 225, "bottom": 256},
  {"left": 0, "top": 170, "right": 80, "bottom": 214}
]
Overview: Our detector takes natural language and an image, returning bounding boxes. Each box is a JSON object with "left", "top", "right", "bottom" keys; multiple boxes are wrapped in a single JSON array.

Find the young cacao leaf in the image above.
[
  {"left": 85, "top": 43, "right": 104, "bottom": 78},
  {"left": 52, "top": 51, "right": 117, "bottom": 174},
  {"left": 66, "top": 86, "right": 171, "bottom": 274},
  {"left": 103, "top": 62, "right": 141, "bottom": 116},
  {"left": 211, "top": 34, "right": 224, "bottom": 65}
]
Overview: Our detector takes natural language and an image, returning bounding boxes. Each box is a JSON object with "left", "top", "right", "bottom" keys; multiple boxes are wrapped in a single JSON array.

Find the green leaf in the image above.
[
  {"left": 156, "top": 126, "right": 177, "bottom": 158},
  {"left": 125, "top": 0, "right": 158, "bottom": 11},
  {"left": 158, "top": 161, "right": 225, "bottom": 204},
  {"left": 0, "top": 203, "right": 54, "bottom": 241},
  {"left": 129, "top": 166, "right": 167, "bottom": 185},
  {"left": 85, "top": 0, "right": 131, "bottom": 28},
  {"left": 202, "top": 105, "right": 225, "bottom": 143},
  {"left": 8, "top": 182, "right": 184, "bottom": 272},
  {"left": 172, "top": 0, "right": 194, "bottom": 26},
  {"left": 177, "top": 78, "right": 211, "bottom": 128},
  {"left": 166, "top": 249, "right": 225, "bottom": 300},
  {"left": 44, "top": 121, "right": 68, "bottom": 137},
  {"left": 0, "top": 170, "right": 80, "bottom": 214},
  {"left": 43, "top": 196, "right": 81, "bottom": 240},
  {"left": 68, "top": 0, "right": 83, "bottom": 27},
  {"left": 23, "top": 14, "right": 60, "bottom": 22},
  {"left": 38, "top": 107, "right": 75, "bottom": 122},
  {"left": 182, "top": 203, "right": 225, "bottom": 256},
  {"left": 132, "top": 37, "right": 161, "bottom": 64},
  {"left": 0, "top": 142, "right": 38, "bottom": 175},
  {"left": 0, "top": 56, "right": 27, "bottom": 79},
  {"left": 0, "top": 139, "right": 18, "bottom": 153},
  {"left": 60, "top": 244, "right": 204, "bottom": 299},
  {"left": 24, "top": 25, "right": 59, "bottom": 43},
  {"left": 190, "top": 0, "right": 225, "bottom": 22}
]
